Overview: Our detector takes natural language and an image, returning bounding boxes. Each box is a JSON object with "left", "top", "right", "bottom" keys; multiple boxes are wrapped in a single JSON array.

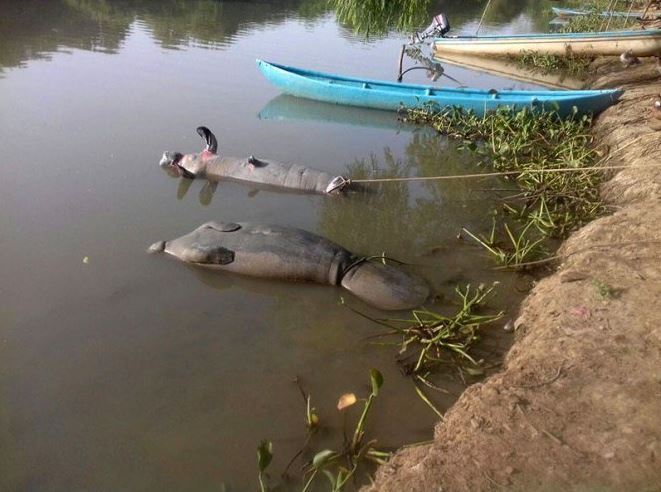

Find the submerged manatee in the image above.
[
  {"left": 159, "top": 127, "right": 350, "bottom": 194},
  {"left": 148, "top": 221, "right": 429, "bottom": 311}
]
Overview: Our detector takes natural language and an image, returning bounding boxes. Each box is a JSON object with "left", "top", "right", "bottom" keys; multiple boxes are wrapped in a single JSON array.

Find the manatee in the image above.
[
  {"left": 148, "top": 221, "right": 429, "bottom": 311},
  {"left": 159, "top": 127, "right": 350, "bottom": 194}
]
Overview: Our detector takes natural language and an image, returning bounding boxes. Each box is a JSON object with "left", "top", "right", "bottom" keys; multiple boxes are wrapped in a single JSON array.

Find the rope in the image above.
[
  {"left": 602, "top": 0, "right": 617, "bottom": 31},
  {"left": 641, "top": 0, "right": 655, "bottom": 18},
  {"left": 349, "top": 163, "right": 661, "bottom": 184},
  {"left": 475, "top": 0, "right": 493, "bottom": 35},
  {"left": 349, "top": 132, "right": 658, "bottom": 184}
]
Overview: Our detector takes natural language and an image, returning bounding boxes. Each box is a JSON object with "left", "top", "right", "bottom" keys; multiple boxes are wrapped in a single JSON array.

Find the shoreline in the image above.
[{"left": 365, "top": 56, "right": 661, "bottom": 491}]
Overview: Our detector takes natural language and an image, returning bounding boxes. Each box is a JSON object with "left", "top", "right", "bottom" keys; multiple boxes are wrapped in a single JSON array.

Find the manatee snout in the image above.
[
  {"left": 147, "top": 240, "right": 166, "bottom": 254},
  {"left": 159, "top": 152, "right": 185, "bottom": 178},
  {"left": 160, "top": 151, "right": 183, "bottom": 168}
]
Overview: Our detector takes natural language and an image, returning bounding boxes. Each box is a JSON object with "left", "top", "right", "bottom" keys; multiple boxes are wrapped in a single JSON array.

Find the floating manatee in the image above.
[
  {"left": 148, "top": 221, "right": 429, "bottom": 311},
  {"left": 159, "top": 127, "right": 350, "bottom": 194}
]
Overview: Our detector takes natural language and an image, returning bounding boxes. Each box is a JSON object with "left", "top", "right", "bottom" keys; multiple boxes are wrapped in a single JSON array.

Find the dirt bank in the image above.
[{"left": 366, "top": 58, "right": 661, "bottom": 491}]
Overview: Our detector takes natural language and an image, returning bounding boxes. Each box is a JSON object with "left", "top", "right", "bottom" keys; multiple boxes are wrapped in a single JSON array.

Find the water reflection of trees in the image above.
[
  {"left": 0, "top": 0, "right": 329, "bottom": 71},
  {"left": 0, "top": 0, "right": 557, "bottom": 72},
  {"left": 317, "top": 132, "right": 501, "bottom": 261},
  {"left": 0, "top": 0, "right": 129, "bottom": 70},
  {"left": 329, "top": 0, "right": 555, "bottom": 37}
]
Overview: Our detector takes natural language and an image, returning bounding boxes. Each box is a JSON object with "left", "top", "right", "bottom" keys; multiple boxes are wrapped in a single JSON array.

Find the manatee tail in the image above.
[
  {"left": 196, "top": 126, "right": 218, "bottom": 154},
  {"left": 340, "top": 260, "right": 429, "bottom": 311}
]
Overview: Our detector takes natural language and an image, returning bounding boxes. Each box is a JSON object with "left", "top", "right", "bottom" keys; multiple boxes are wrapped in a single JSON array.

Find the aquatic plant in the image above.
[
  {"left": 256, "top": 370, "right": 390, "bottom": 491},
  {"left": 302, "top": 369, "right": 389, "bottom": 491},
  {"left": 382, "top": 284, "right": 502, "bottom": 372},
  {"left": 257, "top": 440, "right": 274, "bottom": 492},
  {"left": 462, "top": 216, "right": 548, "bottom": 267},
  {"left": 405, "top": 105, "right": 606, "bottom": 266},
  {"left": 343, "top": 284, "right": 502, "bottom": 416}
]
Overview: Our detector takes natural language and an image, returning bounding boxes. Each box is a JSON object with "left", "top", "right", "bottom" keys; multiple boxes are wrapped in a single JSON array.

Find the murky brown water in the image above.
[{"left": 1, "top": 1, "right": 552, "bottom": 490}]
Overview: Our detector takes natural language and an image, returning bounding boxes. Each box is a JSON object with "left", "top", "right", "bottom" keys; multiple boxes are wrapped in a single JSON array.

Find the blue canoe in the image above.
[{"left": 256, "top": 60, "right": 623, "bottom": 117}]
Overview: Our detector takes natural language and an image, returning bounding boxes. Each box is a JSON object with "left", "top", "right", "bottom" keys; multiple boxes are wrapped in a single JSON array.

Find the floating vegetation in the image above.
[
  {"left": 347, "top": 283, "right": 502, "bottom": 375},
  {"left": 385, "top": 283, "right": 502, "bottom": 374},
  {"left": 405, "top": 106, "right": 606, "bottom": 267},
  {"left": 512, "top": 50, "right": 594, "bottom": 78},
  {"left": 462, "top": 217, "right": 548, "bottom": 267},
  {"left": 256, "top": 370, "right": 389, "bottom": 492}
]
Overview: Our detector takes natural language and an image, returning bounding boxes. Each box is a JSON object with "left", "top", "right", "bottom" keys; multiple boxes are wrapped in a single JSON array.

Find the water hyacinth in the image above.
[{"left": 405, "top": 105, "right": 606, "bottom": 267}]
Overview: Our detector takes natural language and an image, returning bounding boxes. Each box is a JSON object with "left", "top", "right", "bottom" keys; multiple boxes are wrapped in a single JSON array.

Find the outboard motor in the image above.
[{"left": 411, "top": 13, "right": 451, "bottom": 43}]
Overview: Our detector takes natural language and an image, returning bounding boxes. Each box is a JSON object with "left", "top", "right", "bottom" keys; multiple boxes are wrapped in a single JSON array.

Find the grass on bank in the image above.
[
  {"left": 511, "top": 50, "right": 595, "bottom": 78},
  {"left": 513, "top": 0, "right": 641, "bottom": 77}
]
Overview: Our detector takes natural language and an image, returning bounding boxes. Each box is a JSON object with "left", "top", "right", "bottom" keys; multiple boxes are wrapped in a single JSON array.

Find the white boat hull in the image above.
[{"left": 434, "top": 34, "right": 661, "bottom": 57}]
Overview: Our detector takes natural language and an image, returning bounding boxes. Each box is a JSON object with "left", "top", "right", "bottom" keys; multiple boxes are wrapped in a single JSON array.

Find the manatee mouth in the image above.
[
  {"left": 160, "top": 152, "right": 185, "bottom": 178},
  {"left": 160, "top": 151, "right": 183, "bottom": 168}
]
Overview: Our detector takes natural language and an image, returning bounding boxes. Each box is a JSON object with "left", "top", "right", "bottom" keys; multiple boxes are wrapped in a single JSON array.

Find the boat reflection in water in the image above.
[
  {"left": 433, "top": 52, "right": 586, "bottom": 90},
  {"left": 258, "top": 94, "right": 420, "bottom": 132}
]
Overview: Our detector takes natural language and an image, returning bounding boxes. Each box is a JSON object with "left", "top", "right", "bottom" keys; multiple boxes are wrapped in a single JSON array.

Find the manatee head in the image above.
[
  {"left": 159, "top": 151, "right": 185, "bottom": 177},
  {"left": 159, "top": 151, "right": 206, "bottom": 178},
  {"left": 159, "top": 126, "right": 219, "bottom": 179},
  {"left": 147, "top": 240, "right": 166, "bottom": 254},
  {"left": 148, "top": 222, "right": 239, "bottom": 265}
]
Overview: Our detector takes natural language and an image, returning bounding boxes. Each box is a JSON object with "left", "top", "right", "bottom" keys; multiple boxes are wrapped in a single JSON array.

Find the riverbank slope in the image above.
[{"left": 366, "top": 57, "right": 661, "bottom": 491}]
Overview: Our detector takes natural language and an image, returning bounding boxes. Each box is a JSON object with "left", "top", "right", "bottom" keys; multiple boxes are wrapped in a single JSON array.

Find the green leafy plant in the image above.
[
  {"left": 512, "top": 50, "right": 594, "bottom": 78},
  {"left": 257, "top": 370, "right": 390, "bottom": 491},
  {"left": 303, "top": 369, "right": 388, "bottom": 491},
  {"left": 257, "top": 440, "right": 273, "bottom": 492},
  {"left": 462, "top": 217, "right": 547, "bottom": 268}
]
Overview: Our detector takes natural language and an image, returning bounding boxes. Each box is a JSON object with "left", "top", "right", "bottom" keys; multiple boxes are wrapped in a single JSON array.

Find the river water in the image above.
[{"left": 0, "top": 1, "right": 552, "bottom": 490}]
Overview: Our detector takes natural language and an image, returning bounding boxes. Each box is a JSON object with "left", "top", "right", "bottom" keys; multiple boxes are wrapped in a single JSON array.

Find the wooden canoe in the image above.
[
  {"left": 433, "top": 29, "right": 661, "bottom": 57},
  {"left": 256, "top": 60, "right": 623, "bottom": 117}
]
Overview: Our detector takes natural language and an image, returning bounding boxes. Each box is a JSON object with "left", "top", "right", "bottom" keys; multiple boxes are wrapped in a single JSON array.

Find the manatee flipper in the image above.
[
  {"left": 181, "top": 244, "right": 235, "bottom": 265},
  {"left": 340, "top": 260, "right": 429, "bottom": 310},
  {"left": 199, "top": 180, "right": 218, "bottom": 206},
  {"left": 247, "top": 155, "right": 267, "bottom": 168},
  {"left": 177, "top": 177, "right": 193, "bottom": 199},
  {"left": 196, "top": 126, "right": 218, "bottom": 154}
]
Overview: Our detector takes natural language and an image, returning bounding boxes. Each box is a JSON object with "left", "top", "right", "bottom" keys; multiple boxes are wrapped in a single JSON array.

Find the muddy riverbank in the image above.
[{"left": 366, "top": 57, "right": 661, "bottom": 491}]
